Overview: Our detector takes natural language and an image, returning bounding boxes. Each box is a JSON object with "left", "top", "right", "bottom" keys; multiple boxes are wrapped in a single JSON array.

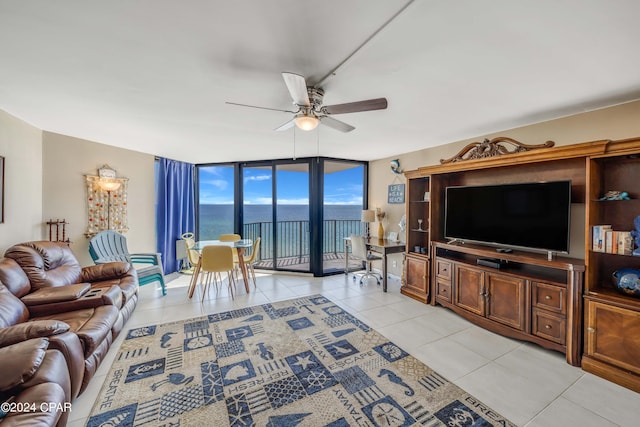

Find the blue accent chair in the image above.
[{"left": 89, "top": 230, "right": 166, "bottom": 295}]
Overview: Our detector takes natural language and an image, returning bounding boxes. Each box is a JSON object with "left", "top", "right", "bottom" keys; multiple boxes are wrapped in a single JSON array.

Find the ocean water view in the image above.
[
  {"left": 198, "top": 204, "right": 363, "bottom": 261},
  {"left": 199, "top": 204, "right": 362, "bottom": 239}
]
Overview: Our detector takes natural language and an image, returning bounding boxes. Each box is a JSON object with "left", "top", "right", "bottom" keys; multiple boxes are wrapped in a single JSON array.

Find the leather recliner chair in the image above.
[{"left": 0, "top": 338, "right": 71, "bottom": 427}]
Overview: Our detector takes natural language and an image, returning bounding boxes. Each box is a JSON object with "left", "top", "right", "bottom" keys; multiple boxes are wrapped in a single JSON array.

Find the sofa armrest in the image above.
[
  {"left": 0, "top": 338, "right": 49, "bottom": 391},
  {"left": 27, "top": 285, "right": 123, "bottom": 317},
  {"left": 20, "top": 283, "right": 91, "bottom": 306},
  {"left": 81, "top": 262, "right": 132, "bottom": 282},
  {"left": 0, "top": 321, "right": 70, "bottom": 348}
]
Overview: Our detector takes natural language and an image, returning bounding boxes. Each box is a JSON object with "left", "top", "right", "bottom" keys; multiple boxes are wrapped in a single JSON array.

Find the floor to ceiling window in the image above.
[
  {"left": 197, "top": 164, "right": 236, "bottom": 239},
  {"left": 196, "top": 157, "right": 366, "bottom": 276},
  {"left": 323, "top": 161, "right": 365, "bottom": 274}
]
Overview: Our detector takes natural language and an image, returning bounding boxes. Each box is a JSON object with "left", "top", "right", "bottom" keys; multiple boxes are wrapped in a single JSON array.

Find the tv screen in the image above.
[{"left": 445, "top": 181, "right": 571, "bottom": 253}]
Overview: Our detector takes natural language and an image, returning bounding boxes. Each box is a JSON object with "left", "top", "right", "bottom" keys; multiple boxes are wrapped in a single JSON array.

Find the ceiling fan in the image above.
[{"left": 226, "top": 72, "right": 388, "bottom": 133}]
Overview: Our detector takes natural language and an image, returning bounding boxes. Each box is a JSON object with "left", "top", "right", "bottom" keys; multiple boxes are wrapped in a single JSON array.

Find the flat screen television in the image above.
[{"left": 445, "top": 180, "right": 571, "bottom": 253}]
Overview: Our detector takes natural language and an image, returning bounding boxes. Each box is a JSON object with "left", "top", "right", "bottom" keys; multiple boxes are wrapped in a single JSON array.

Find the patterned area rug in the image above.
[{"left": 87, "top": 295, "right": 515, "bottom": 426}]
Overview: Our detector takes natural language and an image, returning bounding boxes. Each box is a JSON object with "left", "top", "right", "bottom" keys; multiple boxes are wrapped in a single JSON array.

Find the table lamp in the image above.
[{"left": 361, "top": 210, "right": 375, "bottom": 238}]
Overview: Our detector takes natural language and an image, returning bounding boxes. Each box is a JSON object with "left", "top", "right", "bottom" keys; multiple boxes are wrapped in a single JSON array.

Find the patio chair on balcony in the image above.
[
  {"left": 181, "top": 232, "right": 199, "bottom": 273},
  {"left": 349, "top": 234, "right": 382, "bottom": 286},
  {"left": 89, "top": 230, "right": 166, "bottom": 295}
]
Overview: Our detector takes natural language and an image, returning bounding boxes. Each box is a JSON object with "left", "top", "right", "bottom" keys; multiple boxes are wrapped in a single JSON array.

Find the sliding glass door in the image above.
[
  {"left": 241, "top": 162, "right": 311, "bottom": 273},
  {"left": 242, "top": 165, "right": 274, "bottom": 268},
  {"left": 323, "top": 161, "right": 366, "bottom": 274},
  {"left": 276, "top": 163, "right": 310, "bottom": 272},
  {"left": 196, "top": 157, "right": 366, "bottom": 276}
]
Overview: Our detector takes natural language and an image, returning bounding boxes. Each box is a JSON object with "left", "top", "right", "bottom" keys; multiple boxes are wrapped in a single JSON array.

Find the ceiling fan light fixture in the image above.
[{"left": 294, "top": 114, "right": 319, "bottom": 131}]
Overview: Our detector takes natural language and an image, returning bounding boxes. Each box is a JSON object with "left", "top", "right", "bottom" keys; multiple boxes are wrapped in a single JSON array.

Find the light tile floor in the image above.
[{"left": 67, "top": 271, "right": 640, "bottom": 427}]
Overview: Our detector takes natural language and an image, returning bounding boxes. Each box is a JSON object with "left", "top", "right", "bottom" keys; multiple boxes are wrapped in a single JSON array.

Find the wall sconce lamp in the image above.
[{"left": 97, "top": 179, "right": 121, "bottom": 230}]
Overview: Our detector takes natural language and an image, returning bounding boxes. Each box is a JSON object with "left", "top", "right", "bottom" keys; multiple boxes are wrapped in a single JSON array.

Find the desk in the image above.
[
  {"left": 187, "top": 239, "right": 253, "bottom": 298},
  {"left": 344, "top": 237, "right": 406, "bottom": 292}
]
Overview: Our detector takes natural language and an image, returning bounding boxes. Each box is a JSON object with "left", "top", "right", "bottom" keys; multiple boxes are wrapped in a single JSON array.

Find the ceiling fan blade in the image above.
[
  {"left": 226, "top": 101, "right": 297, "bottom": 114},
  {"left": 274, "top": 118, "right": 295, "bottom": 131},
  {"left": 282, "top": 72, "right": 310, "bottom": 107},
  {"left": 323, "top": 97, "right": 388, "bottom": 115},
  {"left": 320, "top": 116, "right": 355, "bottom": 133}
]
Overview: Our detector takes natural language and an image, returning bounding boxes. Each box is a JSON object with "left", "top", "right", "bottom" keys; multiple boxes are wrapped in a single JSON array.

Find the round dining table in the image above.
[{"left": 187, "top": 239, "right": 253, "bottom": 298}]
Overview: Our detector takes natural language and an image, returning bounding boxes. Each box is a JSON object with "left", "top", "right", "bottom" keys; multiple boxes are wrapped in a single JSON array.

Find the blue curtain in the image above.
[{"left": 155, "top": 158, "right": 195, "bottom": 274}]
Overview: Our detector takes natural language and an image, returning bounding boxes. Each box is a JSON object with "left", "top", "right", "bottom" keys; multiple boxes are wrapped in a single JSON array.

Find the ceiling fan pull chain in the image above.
[{"left": 293, "top": 126, "right": 297, "bottom": 160}]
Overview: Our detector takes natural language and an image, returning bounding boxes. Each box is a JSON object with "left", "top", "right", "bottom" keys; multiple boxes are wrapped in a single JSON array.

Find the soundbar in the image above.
[{"left": 477, "top": 258, "right": 504, "bottom": 269}]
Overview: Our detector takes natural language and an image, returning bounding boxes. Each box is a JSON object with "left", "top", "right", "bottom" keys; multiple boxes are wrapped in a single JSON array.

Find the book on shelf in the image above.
[
  {"left": 592, "top": 226, "right": 634, "bottom": 255},
  {"left": 617, "top": 231, "right": 633, "bottom": 255},
  {"left": 605, "top": 230, "right": 615, "bottom": 253},
  {"left": 593, "top": 225, "right": 611, "bottom": 252}
]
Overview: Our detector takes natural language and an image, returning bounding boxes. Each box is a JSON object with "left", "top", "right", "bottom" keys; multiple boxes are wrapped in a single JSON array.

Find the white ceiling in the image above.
[{"left": 1, "top": 0, "right": 640, "bottom": 164}]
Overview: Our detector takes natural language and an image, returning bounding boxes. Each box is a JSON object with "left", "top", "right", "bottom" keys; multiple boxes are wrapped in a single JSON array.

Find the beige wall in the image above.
[
  {"left": 369, "top": 100, "right": 640, "bottom": 276},
  {"left": 0, "top": 110, "right": 43, "bottom": 253},
  {"left": 42, "top": 132, "right": 156, "bottom": 266}
]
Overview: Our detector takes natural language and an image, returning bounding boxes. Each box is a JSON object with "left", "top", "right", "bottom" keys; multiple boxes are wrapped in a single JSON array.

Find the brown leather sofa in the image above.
[
  {"left": 0, "top": 241, "right": 139, "bottom": 405},
  {"left": 0, "top": 338, "right": 71, "bottom": 427}
]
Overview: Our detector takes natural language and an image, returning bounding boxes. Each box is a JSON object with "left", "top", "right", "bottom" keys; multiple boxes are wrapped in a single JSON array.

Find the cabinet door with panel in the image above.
[
  {"left": 402, "top": 253, "right": 429, "bottom": 303},
  {"left": 585, "top": 300, "right": 640, "bottom": 376},
  {"left": 454, "top": 264, "right": 485, "bottom": 316},
  {"left": 486, "top": 273, "right": 527, "bottom": 331}
]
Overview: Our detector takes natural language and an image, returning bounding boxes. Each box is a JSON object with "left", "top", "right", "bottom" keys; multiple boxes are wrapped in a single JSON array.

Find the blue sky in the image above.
[{"left": 198, "top": 164, "right": 364, "bottom": 205}]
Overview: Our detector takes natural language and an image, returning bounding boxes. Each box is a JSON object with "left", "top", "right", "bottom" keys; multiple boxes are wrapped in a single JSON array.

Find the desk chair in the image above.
[
  {"left": 89, "top": 230, "right": 166, "bottom": 295},
  {"left": 349, "top": 234, "right": 382, "bottom": 286},
  {"left": 199, "top": 245, "right": 236, "bottom": 301}
]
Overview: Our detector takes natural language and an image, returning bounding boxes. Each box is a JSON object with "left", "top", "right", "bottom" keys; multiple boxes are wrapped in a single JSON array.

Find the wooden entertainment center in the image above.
[{"left": 402, "top": 136, "right": 640, "bottom": 392}]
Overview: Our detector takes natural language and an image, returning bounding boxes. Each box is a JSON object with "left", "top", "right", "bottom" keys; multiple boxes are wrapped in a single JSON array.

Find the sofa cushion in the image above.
[
  {"left": 34, "top": 305, "right": 118, "bottom": 357},
  {"left": 0, "top": 258, "right": 31, "bottom": 298},
  {"left": 5, "top": 242, "right": 82, "bottom": 291},
  {"left": 0, "top": 283, "right": 29, "bottom": 328}
]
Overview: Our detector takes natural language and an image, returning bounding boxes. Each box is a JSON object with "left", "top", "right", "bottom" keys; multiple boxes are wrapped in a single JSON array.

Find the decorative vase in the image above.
[
  {"left": 378, "top": 222, "right": 384, "bottom": 239},
  {"left": 613, "top": 268, "right": 640, "bottom": 298},
  {"left": 632, "top": 215, "right": 640, "bottom": 256}
]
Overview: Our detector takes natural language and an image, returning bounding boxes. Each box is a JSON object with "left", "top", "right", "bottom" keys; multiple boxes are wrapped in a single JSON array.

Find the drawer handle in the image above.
[
  {"left": 545, "top": 325, "right": 552, "bottom": 329},
  {"left": 441, "top": 289, "right": 447, "bottom": 293},
  {"left": 545, "top": 295, "right": 552, "bottom": 300},
  {"left": 587, "top": 327, "right": 596, "bottom": 333}
]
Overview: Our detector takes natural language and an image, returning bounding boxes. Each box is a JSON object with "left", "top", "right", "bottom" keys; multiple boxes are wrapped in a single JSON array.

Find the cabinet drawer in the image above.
[
  {"left": 532, "top": 309, "right": 566, "bottom": 345},
  {"left": 435, "top": 259, "right": 452, "bottom": 280},
  {"left": 435, "top": 280, "right": 451, "bottom": 303},
  {"left": 532, "top": 282, "right": 566, "bottom": 315}
]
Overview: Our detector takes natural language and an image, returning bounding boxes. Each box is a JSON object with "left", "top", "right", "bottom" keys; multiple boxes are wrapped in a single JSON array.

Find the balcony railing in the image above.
[{"left": 242, "top": 219, "right": 361, "bottom": 266}]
